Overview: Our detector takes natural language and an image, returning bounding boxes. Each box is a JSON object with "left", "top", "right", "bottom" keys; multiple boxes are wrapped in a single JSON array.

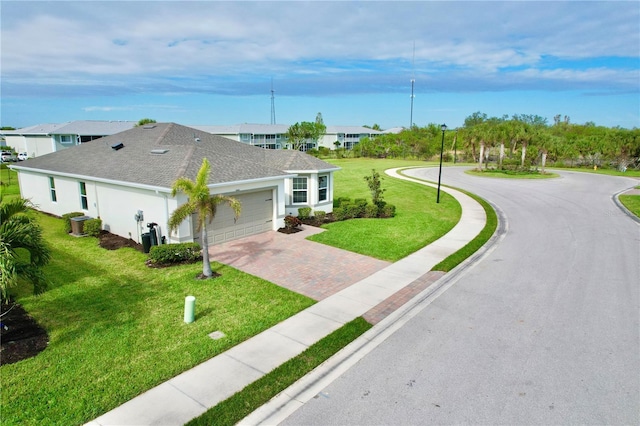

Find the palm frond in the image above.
[{"left": 168, "top": 201, "right": 196, "bottom": 233}]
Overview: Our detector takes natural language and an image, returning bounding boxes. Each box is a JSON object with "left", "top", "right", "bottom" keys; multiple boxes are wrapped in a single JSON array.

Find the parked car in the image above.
[
  {"left": 1, "top": 151, "right": 17, "bottom": 162},
  {"left": 17, "top": 152, "right": 28, "bottom": 161}
]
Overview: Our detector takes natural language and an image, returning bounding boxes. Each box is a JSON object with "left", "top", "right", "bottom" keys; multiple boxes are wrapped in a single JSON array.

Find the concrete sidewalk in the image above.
[{"left": 87, "top": 168, "right": 487, "bottom": 426}]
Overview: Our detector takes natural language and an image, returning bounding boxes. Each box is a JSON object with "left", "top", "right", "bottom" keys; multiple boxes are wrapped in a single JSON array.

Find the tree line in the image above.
[{"left": 348, "top": 112, "right": 640, "bottom": 172}]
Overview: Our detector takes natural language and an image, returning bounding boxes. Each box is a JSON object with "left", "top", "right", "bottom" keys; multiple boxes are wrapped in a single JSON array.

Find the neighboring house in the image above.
[
  {"left": 12, "top": 123, "right": 339, "bottom": 246},
  {"left": 193, "top": 124, "right": 290, "bottom": 149},
  {"left": 319, "top": 126, "right": 383, "bottom": 150},
  {"left": 1, "top": 120, "right": 136, "bottom": 158},
  {"left": 194, "top": 124, "right": 383, "bottom": 151}
]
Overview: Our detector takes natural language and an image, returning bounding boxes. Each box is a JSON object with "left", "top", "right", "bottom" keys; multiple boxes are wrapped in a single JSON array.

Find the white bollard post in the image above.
[{"left": 184, "top": 295, "right": 195, "bottom": 323}]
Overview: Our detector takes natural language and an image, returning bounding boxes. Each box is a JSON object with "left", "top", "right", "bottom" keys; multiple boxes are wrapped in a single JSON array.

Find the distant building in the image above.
[
  {"left": 194, "top": 123, "right": 382, "bottom": 151},
  {"left": 1, "top": 120, "right": 137, "bottom": 158}
]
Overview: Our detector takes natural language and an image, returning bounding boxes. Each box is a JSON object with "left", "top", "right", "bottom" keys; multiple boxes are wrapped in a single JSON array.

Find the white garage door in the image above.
[{"left": 205, "top": 189, "right": 274, "bottom": 245}]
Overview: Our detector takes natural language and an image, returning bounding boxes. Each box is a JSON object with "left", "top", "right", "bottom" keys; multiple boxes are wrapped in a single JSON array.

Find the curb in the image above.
[{"left": 613, "top": 187, "right": 640, "bottom": 224}]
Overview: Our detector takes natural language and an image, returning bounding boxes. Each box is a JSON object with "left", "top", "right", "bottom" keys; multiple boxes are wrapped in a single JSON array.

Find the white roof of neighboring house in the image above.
[
  {"left": 1, "top": 123, "right": 65, "bottom": 135},
  {"left": 1, "top": 120, "right": 136, "bottom": 136},
  {"left": 325, "top": 126, "right": 383, "bottom": 135},
  {"left": 382, "top": 127, "right": 406, "bottom": 134},
  {"left": 51, "top": 120, "right": 136, "bottom": 135},
  {"left": 193, "top": 124, "right": 291, "bottom": 135}
]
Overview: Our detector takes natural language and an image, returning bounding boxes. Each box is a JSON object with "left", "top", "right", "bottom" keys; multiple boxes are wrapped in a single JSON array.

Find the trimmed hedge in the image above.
[
  {"left": 62, "top": 212, "right": 85, "bottom": 233},
  {"left": 148, "top": 242, "right": 201, "bottom": 265},
  {"left": 83, "top": 218, "right": 102, "bottom": 237},
  {"left": 297, "top": 207, "right": 312, "bottom": 220},
  {"left": 330, "top": 197, "right": 396, "bottom": 221},
  {"left": 313, "top": 210, "right": 326, "bottom": 222}
]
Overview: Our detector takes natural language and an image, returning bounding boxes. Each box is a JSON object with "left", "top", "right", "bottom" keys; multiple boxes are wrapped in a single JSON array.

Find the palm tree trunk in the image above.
[
  {"left": 521, "top": 142, "right": 527, "bottom": 168},
  {"left": 499, "top": 142, "right": 505, "bottom": 169},
  {"left": 201, "top": 227, "right": 213, "bottom": 277},
  {"left": 477, "top": 141, "right": 485, "bottom": 171},
  {"left": 541, "top": 151, "right": 547, "bottom": 174}
]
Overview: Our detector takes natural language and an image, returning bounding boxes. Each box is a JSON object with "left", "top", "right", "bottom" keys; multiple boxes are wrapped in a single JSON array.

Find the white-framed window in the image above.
[
  {"left": 49, "top": 177, "right": 57, "bottom": 202},
  {"left": 60, "top": 135, "right": 73, "bottom": 144},
  {"left": 318, "top": 175, "right": 328, "bottom": 202},
  {"left": 292, "top": 177, "right": 308, "bottom": 204},
  {"left": 79, "top": 182, "right": 88, "bottom": 210}
]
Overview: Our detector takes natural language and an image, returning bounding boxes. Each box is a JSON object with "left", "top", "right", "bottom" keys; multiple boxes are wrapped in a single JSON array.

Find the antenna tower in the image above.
[
  {"left": 410, "top": 42, "right": 415, "bottom": 129},
  {"left": 270, "top": 78, "right": 276, "bottom": 124}
]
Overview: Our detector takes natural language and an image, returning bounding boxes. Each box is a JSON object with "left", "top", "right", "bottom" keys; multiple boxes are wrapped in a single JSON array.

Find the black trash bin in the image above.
[
  {"left": 149, "top": 228, "right": 158, "bottom": 246},
  {"left": 142, "top": 232, "right": 152, "bottom": 253}
]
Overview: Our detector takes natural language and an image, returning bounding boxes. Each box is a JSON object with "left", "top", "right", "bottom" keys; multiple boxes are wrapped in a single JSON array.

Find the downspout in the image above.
[
  {"left": 163, "top": 192, "right": 170, "bottom": 244},
  {"left": 93, "top": 183, "right": 100, "bottom": 218}
]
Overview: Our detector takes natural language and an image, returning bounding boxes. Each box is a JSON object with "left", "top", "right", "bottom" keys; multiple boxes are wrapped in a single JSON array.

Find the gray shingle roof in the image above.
[{"left": 14, "top": 123, "right": 339, "bottom": 189}]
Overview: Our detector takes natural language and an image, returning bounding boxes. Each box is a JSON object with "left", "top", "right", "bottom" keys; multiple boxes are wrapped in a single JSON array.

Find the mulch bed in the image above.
[
  {"left": 1, "top": 301, "right": 49, "bottom": 366},
  {"left": 98, "top": 230, "right": 143, "bottom": 252}
]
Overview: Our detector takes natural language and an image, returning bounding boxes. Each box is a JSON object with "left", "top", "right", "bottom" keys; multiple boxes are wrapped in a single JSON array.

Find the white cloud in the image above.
[{"left": 1, "top": 1, "right": 637, "bottom": 96}]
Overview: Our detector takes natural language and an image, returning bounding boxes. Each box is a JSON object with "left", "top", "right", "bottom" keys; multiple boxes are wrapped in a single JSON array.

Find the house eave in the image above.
[
  {"left": 207, "top": 173, "right": 296, "bottom": 189},
  {"left": 283, "top": 167, "right": 341, "bottom": 174},
  {"left": 11, "top": 166, "right": 297, "bottom": 194},
  {"left": 10, "top": 165, "right": 174, "bottom": 194}
]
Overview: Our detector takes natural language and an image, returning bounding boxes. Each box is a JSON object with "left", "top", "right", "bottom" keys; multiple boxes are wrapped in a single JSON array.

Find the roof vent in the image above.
[
  {"left": 143, "top": 125, "right": 156, "bottom": 129},
  {"left": 111, "top": 142, "right": 124, "bottom": 151},
  {"left": 151, "top": 149, "right": 169, "bottom": 154}
]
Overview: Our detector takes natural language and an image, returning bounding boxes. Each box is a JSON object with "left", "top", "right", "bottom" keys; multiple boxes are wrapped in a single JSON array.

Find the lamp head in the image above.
[{"left": 441, "top": 124, "right": 448, "bottom": 132}]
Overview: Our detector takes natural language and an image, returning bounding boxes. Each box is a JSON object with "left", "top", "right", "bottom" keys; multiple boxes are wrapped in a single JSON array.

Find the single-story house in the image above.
[
  {"left": 1, "top": 120, "right": 137, "bottom": 158},
  {"left": 12, "top": 123, "right": 340, "bottom": 246}
]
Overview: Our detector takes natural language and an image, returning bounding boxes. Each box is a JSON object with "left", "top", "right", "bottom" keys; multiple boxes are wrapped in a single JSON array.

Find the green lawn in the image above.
[
  {"left": 309, "top": 159, "right": 461, "bottom": 261},
  {"left": 619, "top": 194, "right": 640, "bottom": 218},
  {"left": 0, "top": 164, "right": 20, "bottom": 200},
  {"left": 465, "top": 169, "right": 559, "bottom": 179},
  {"left": 2, "top": 214, "right": 315, "bottom": 425},
  {"left": 549, "top": 166, "right": 640, "bottom": 178}
]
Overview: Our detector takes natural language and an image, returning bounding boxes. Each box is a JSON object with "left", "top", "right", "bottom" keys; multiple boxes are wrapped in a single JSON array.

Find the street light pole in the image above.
[
  {"left": 437, "top": 124, "right": 447, "bottom": 203},
  {"left": 453, "top": 130, "right": 458, "bottom": 164}
]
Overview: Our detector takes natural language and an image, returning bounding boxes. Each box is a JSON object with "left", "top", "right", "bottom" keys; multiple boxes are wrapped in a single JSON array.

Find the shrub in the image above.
[
  {"left": 332, "top": 206, "right": 348, "bottom": 221},
  {"left": 284, "top": 215, "right": 302, "bottom": 229},
  {"left": 148, "top": 242, "right": 201, "bottom": 265},
  {"left": 379, "top": 204, "right": 396, "bottom": 218},
  {"left": 297, "top": 207, "right": 312, "bottom": 220},
  {"left": 313, "top": 210, "right": 326, "bottom": 222},
  {"left": 62, "top": 212, "right": 85, "bottom": 233},
  {"left": 333, "top": 197, "right": 351, "bottom": 208},
  {"left": 364, "top": 204, "right": 379, "bottom": 218},
  {"left": 345, "top": 202, "right": 363, "bottom": 219},
  {"left": 83, "top": 218, "right": 102, "bottom": 237}
]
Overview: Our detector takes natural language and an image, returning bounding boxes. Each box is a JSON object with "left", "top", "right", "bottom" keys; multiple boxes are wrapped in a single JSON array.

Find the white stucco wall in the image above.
[
  {"left": 16, "top": 170, "right": 295, "bottom": 243},
  {"left": 5, "top": 135, "right": 55, "bottom": 158},
  {"left": 284, "top": 172, "right": 335, "bottom": 216}
]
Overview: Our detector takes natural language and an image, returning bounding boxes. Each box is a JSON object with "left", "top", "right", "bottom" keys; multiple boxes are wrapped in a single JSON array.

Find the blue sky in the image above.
[{"left": 1, "top": 1, "right": 639, "bottom": 130}]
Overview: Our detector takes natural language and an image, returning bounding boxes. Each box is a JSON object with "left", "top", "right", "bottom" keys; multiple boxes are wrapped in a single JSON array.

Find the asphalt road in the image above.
[{"left": 281, "top": 168, "right": 640, "bottom": 425}]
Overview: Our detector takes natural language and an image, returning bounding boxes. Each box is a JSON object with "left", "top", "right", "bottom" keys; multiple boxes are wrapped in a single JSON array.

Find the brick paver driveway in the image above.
[{"left": 207, "top": 226, "right": 391, "bottom": 301}]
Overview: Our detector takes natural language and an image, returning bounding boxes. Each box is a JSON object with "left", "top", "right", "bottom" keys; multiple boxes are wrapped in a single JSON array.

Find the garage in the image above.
[{"left": 204, "top": 189, "right": 274, "bottom": 245}]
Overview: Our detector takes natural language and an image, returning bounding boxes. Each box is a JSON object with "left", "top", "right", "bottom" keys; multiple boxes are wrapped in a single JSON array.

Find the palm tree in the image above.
[
  {"left": 0, "top": 198, "right": 51, "bottom": 300},
  {"left": 168, "top": 158, "right": 241, "bottom": 278}
]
